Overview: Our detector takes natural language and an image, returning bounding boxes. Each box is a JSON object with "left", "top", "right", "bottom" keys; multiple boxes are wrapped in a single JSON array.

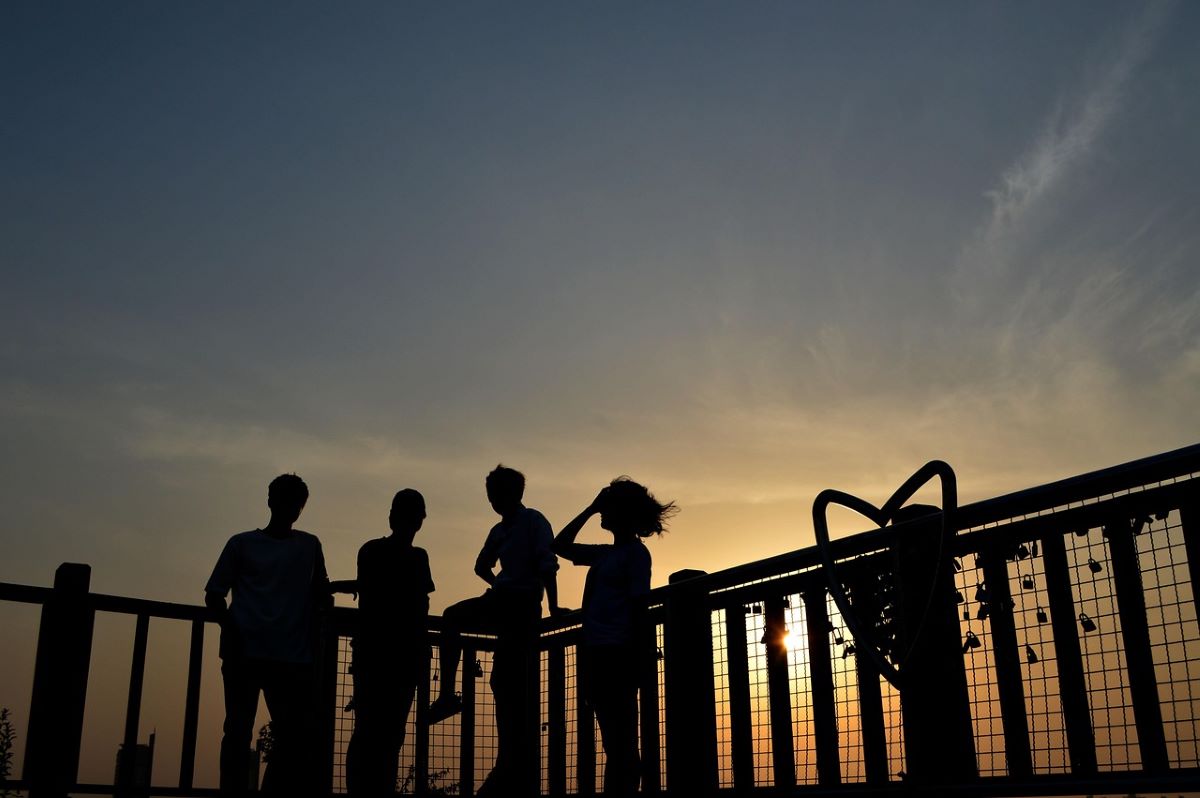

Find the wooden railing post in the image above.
[
  {"left": 722, "top": 603, "right": 754, "bottom": 792},
  {"left": 1040, "top": 531, "right": 1097, "bottom": 775},
  {"left": 762, "top": 596, "right": 795, "bottom": 788},
  {"left": 663, "top": 572, "right": 718, "bottom": 797},
  {"left": 24, "top": 563, "right": 95, "bottom": 798},
  {"left": 980, "top": 544, "right": 1034, "bottom": 778},
  {"left": 845, "top": 572, "right": 888, "bottom": 785},
  {"left": 802, "top": 588, "right": 841, "bottom": 787},
  {"left": 637, "top": 618, "right": 662, "bottom": 794},
  {"left": 896, "top": 519, "right": 977, "bottom": 785},
  {"left": 1105, "top": 516, "right": 1169, "bottom": 773}
]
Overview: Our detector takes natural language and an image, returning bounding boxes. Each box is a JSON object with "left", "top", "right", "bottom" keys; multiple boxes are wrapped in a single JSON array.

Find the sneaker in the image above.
[{"left": 426, "top": 694, "right": 463, "bottom": 724}]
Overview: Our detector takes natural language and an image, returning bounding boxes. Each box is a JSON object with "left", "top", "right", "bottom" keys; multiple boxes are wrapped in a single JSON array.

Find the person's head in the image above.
[
  {"left": 598, "top": 477, "right": 677, "bottom": 538},
  {"left": 485, "top": 464, "right": 525, "bottom": 516},
  {"left": 389, "top": 488, "right": 426, "bottom": 540},
  {"left": 267, "top": 473, "right": 309, "bottom": 525}
]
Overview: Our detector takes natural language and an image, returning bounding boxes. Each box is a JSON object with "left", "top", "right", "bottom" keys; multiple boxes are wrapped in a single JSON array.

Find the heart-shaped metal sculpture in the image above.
[{"left": 812, "top": 460, "right": 957, "bottom": 689}]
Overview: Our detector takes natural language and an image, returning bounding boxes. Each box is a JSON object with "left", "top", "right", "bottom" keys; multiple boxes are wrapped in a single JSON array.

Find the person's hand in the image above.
[{"left": 587, "top": 487, "right": 610, "bottom": 515}]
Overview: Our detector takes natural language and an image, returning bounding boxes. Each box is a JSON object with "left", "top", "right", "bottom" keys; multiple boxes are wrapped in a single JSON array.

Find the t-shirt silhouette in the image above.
[
  {"left": 475, "top": 507, "right": 558, "bottom": 598},
  {"left": 206, "top": 528, "right": 327, "bottom": 663},
  {"left": 355, "top": 537, "right": 435, "bottom": 658},
  {"left": 573, "top": 539, "right": 651, "bottom": 646}
]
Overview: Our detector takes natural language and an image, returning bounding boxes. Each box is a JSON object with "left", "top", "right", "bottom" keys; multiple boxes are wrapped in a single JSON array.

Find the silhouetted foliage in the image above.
[
  {"left": 256, "top": 722, "right": 274, "bottom": 763},
  {"left": 398, "top": 763, "right": 457, "bottom": 796},
  {"left": 0, "top": 707, "right": 16, "bottom": 798}
]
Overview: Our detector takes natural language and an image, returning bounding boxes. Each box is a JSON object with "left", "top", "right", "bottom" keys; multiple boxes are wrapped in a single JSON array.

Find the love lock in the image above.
[
  {"left": 1088, "top": 558, "right": 1103, "bottom": 574},
  {"left": 1025, "top": 645, "right": 1038, "bottom": 664},
  {"left": 1022, "top": 575, "right": 1035, "bottom": 590},
  {"left": 962, "top": 631, "right": 981, "bottom": 653},
  {"left": 1079, "top": 612, "right": 1097, "bottom": 633},
  {"left": 813, "top": 460, "right": 958, "bottom": 689},
  {"left": 1036, "top": 607, "right": 1048, "bottom": 624}
]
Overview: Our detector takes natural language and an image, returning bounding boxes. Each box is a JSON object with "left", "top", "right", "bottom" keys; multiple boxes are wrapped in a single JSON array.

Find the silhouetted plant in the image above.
[
  {"left": 398, "top": 763, "right": 458, "bottom": 796},
  {"left": 0, "top": 707, "right": 16, "bottom": 798},
  {"left": 256, "top": 722, "right": 274, "bottom": 763}
]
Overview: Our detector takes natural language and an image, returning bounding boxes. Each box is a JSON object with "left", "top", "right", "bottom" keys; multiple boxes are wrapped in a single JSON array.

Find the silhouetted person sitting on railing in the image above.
[
  {"left": 553, "top": 477, "right": 676, "bottom": 798},
  {"left": 427, "top": 464, "right": 565, "bottom": 796},
  {"left": 331, "top": 488, "right": 435, "bottom": 798},
  {"left": 205, "top": 473, "right": 330, "bottom": 797}
]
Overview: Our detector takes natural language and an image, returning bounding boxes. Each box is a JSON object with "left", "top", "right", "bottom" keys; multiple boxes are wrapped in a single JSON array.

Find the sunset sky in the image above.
[{"left": 2, "top": 5, "right": 1199, "bottom": 774}]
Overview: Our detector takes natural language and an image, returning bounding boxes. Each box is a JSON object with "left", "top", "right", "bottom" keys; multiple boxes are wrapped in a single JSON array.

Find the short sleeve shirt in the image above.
[
  {"left": 475, "top": 507, "right": 558, "bottom": 597},
  {"left": 205, "top": 529, "right": 328, "bottom": 663},
  {"left": 355, "top": 538, "right": 435, "bottom": 657},
  {"left": 571, "top": 540, "right": 652, "bottom": 646}
]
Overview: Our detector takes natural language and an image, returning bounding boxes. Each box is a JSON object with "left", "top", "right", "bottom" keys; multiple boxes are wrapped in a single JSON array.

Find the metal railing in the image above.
[{"left": 3, "top": 443, "right": 1200, "bottom": 796}]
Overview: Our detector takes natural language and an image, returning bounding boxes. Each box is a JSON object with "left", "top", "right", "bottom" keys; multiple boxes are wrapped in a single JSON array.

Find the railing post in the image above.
[
  {"left": 315, "top": 619, "right": 339, "bottom": 797},
  {"left": 1180, "top": 500, "right": 1200, "bottom": 642},
  {"left": 178, "top": 619, "right": 205, "bottom": 791},
  {"left": 803, "top": 587, "right": 841, "bottom": 786},
  {"left": 722, "top": 603, "right": 754, "bottom": 792},
  {"left": 980, "top": 544, "right": 1033, "bottom": 778},
  {"left": 637, "top": 618, "right": 662, "bottom": 794},
  {"left": 576, "top": 644, "right": 596, "bottom": 797},
  {"left": 115, "top": 613, "right": 150, "bottom": 797},
  {"left": 845, "top": 573, "right": 888, "bottom": 785},
  {"left": 763, "top": 596, "right": 795, "bottom": 789},
  {"left": 896, "top": 519, "right": 977, "bottom": 785},
  {"left": 1105, "top": 516, "right": 1169, "bottom": 773},
  {"left": 1040, "top": 531, "right": 1097, "bottom": 774},
  {"left": 458, "top": 646, "right": 476, "bottom": 797},
  {"left": 663, "top": 572, "right": 718, "bottom": 796},
  {"left": 547, "top": 644, "right": 566, "bottom": 797},
  {"left": 24, "top": 563, "right": 94, "bottom": 798}
]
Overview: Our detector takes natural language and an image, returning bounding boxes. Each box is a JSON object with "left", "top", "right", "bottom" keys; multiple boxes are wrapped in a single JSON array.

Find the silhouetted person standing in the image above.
[
  {"left": 206, "top": 473, "right": 330, "bottom": 797},
  {"left": 553, "top": 478, "right": 675, "bottom": 798},
  {"left": 428, "top": 465, "right": 563, "bottom": 796},
  {"left": 337, "top": 489, "right": 434, "bottom": 797}
]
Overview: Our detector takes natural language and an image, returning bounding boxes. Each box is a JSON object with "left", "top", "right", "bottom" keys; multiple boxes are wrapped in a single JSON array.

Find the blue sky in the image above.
[{"left": 2, "top": 0, "right": 1198, "bottom": 611}]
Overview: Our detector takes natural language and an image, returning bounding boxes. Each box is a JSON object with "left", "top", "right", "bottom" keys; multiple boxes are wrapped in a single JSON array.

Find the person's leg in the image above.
[
  {"left": 260, "top": 661, "right": 316, "bottom": 797},
  {"left": 345, "top": 654, "right": 374, "bottom": 798},
  {"left": 489, "top": 592, "right": 541, "bottom": 797},
  {"left": 219, "top": 657, "right": 261, "bottom": 798},
  {"left": 588, "top": 646, "right": 640, "bottom": 798},
  {"left": 430, "top": 593, "right": 497, "bottom": 719}
]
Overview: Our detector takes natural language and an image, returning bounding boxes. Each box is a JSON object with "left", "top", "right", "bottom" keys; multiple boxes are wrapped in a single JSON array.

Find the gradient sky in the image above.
[{"left": 3, "top": 1, "right": 1199, "bottom": 617}]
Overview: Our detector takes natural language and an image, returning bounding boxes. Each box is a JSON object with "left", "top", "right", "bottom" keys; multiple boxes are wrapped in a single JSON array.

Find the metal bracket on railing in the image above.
[{"left": 813, "top": 460, "right": 958, "bottom": 689}]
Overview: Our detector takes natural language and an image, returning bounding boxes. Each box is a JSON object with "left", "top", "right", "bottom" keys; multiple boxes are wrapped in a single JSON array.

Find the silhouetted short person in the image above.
[
  {"left": 553, "top": 478, "right": 675, "bottom": 798},
  {"left": 334, "top": 489, "right": 435, "bottom": 797},
  {"left": 427, "top": 465, "right": 563, "bottom": 796},
  {"left": 205, "top": 474, "right": 330, "bottom": 797}
]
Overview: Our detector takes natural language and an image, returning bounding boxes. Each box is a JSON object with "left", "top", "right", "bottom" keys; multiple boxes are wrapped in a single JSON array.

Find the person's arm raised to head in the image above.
[{"left": 552, "top": 488, "right": 607, "bottom": 563}]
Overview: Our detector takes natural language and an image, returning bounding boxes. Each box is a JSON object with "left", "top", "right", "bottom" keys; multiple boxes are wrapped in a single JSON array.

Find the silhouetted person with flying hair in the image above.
[
  {"left": 553, "top": 477, "right": 676, "bottom": 798},
  {"left": 428, "top": 465, "right": 564, "bottom": 796},
  {"left": 332, "top": 488, "right": 434, "bottom": 798},
  {"left": 206, "top": 473, "right": 330, "bottom": 797}
]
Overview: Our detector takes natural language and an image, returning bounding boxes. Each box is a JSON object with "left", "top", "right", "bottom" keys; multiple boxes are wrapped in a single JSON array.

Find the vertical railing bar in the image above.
[
  {"left": 1104, "top": 516, "right": 1169, "bottom": 773},
  {"left": 178, "top": 619, "right": 204, "bottom": 789},
  {"left": 981, "top": 545, "right": 1034, "bottom": 778},
  {"left": 577, "top": 643, "right": 596, "bottom": 796},
  {"left": 547, "top": 642, "right": 566, "bottom": 797},
  {"left": 117, "top": 613, "right": 149, "bottom": 793},
  {"left": 803, "top": 587, "right": 842, "bottom": 786},
  {"left": 1040, "top": 531, "right": 1098, "bottom": 774},
  {"left": 1180, "top": 501, "right": 1200, "bottom": 627},
  {"left": 764, "top": 596, "right": 795, "bottom": 788},
  {"left": 723, "top": 603, "right": 754, "bottom": 791},
  {"left": 455, "top": 644, "right": 473, "bottom": 797},
  {"left": 846, "top": 573, "right": 888, "bottom": 785},
  {"left": 637, "top": 620, "right": 661, "bottom": 794}
]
